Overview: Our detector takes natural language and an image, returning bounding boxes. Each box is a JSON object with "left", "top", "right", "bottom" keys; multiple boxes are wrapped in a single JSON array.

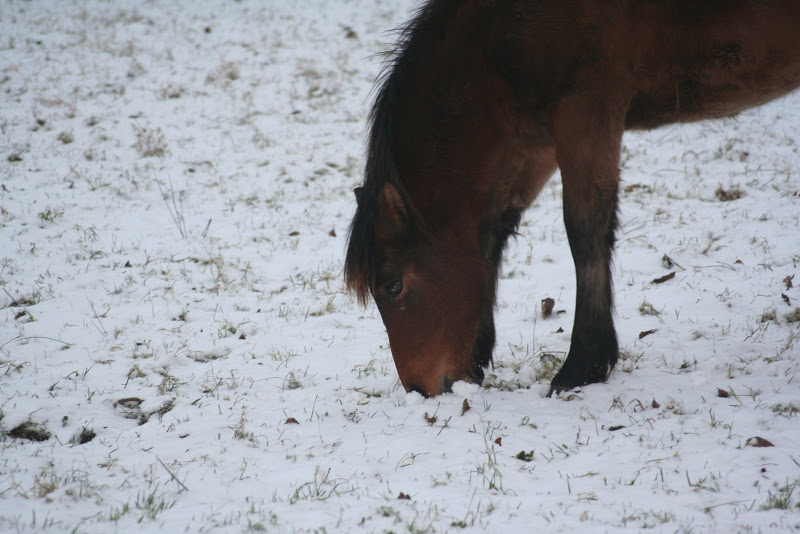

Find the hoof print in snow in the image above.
[
  {"left": 71, "top": 427, "right": 96, "bottom": 445},
  {"left": 114, "top": 397, "right": 144, "bottom": 420},
  {"left": 187, "top": 348, "right": 230, "bottom": 362},
  {"left": 114, "top": 397, "right": 174, "bottom": 425},
  {"left": 8, "top": 421, "right": 51, "bottom": 442},
  {"left": 745, "top": 436, "right": 774, "bottom": 448}
]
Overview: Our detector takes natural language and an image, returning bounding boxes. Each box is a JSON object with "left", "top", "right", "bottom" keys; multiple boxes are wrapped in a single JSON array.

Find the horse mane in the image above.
[{"left": 344, "top": 0, "right": 457, "bottom": 306}]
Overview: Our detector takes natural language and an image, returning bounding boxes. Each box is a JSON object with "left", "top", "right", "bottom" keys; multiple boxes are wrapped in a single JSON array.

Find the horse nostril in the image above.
[{"left": 408, "top": 383, "right": 429, "bottom": 398}]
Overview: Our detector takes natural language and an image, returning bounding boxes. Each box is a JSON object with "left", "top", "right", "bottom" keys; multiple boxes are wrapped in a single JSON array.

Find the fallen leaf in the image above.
[
  {"left": 717, "top": 388, "right": 729, "bottom": 398},
  {"left": 651, "top": 399, "right": 660, "bottom": 409},
  {"left": 784, "top": 274, "right": 794, "bottom": 289},
  {"left": 745, "top": 436, "right": 774, "bottom": 448},
  {"left": 638, "top": 329, "right": 657, "bottom": 339},
  {"left": 541, "top": 297, "right": 555, "bottom": 319},
  {"left": 782, "top": 293, "right": 791, "bottom": 306},
  {"left": 398, "top": 492, "right": 411, "bottom": 500},
  {"left": 424, "top": 412, "right": 437, "bottom": 426},
  {"left": 651, "top": 272, "right": 676, "bottom": 285},
  {"left": 608, "top": 425, "right": 625, "bottom": 432},
  {"left": 285, "top": 417, "right": 299, "bottom": 424},
  {"left": 461, "top": 399, "right": 470, "bottom": 416},
  {"left": 494, "top": 437, "right": 502, "bottom": 446}
]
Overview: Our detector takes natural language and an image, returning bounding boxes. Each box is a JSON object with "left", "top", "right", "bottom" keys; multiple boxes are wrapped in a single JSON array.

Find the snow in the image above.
[{"left": 1, "top": 1, "right": 799, "bottom": 532}]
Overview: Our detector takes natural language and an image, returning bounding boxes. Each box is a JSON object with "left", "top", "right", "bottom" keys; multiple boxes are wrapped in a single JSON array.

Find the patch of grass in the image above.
[
  {"left": 33, "top": 465, "right": 59, "bottom": 498},
  {"left": 639, "top": 300, "right": 661, "bottom": 316},
  {"left": 133, "top": 124, "right": 167, "bottom": 157},
  {"left": 761, "top": 480, "right": 799, "bottom": 511},
  {"left": 618, "top": 349, "right": 644, "bottom": 373},
  {"left": 533, "top": 352, "right": 563, "bottom": 383},
  {"left": 771, "top": 403, "right": 799, "bottom": 417},
  {"left": 135, "top": 485, "right": 176, "bottom": 522},
  {"left": 785, "top": 308, "right": 800, "bottom": 323},
  {"left": 715, "top": 186, "right": 745, "bottom": 201},
  {"left": 57, "top": 130, "right": 74, "bottom": 144},
  {"left": 288, "top": 467, "right": 356, "bottom": 504},
  {"left": 38, "top": 205, "right": 64, "bottom": 223}
]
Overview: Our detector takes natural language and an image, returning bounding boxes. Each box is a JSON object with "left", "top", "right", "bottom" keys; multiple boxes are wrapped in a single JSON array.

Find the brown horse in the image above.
[{"left": 345, "top": 0, "right": 800, "bottom": 397}]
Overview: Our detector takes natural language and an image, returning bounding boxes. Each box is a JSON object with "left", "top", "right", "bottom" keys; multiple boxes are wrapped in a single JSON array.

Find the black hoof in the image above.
[{"left": 547, "top": 360, "right": 613, "bottom": 398}]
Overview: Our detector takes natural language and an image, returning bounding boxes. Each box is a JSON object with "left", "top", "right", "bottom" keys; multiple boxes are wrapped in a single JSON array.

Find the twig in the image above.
[
  {"left": 157, "top": 456, "right": 189, "bottom": 492},
  {"left": 155, "top": 175, "right": 188, "bottom": 238},
  {"left": 0, "top": 335, "right": 70, "bottom": 351}
]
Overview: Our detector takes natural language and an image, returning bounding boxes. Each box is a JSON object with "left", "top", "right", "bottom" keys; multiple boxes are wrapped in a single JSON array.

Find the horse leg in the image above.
[{"left": 548, "top": 96, "right": 625, "bottom": 395}]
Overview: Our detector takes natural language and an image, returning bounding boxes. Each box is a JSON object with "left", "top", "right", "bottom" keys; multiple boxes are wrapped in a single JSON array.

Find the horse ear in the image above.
[
  {"left": 376, "top": 183, "right": 410, "bottom": 236},
  {"left": 354, "top": 187, "right": 364, "bottom": 205}
]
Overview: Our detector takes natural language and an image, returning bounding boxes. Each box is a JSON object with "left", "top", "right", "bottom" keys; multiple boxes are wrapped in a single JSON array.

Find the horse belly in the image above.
[{"left": 623, "top": 1, "right": 800, "bottom": 130}]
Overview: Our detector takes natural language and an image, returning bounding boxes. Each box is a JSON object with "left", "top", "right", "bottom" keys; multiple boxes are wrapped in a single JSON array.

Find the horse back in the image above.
[{"left": 495, "top": 1, "right": 800, "bottom": 130}]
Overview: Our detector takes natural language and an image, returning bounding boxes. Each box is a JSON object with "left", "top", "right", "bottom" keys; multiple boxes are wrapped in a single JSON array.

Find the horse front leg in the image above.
[{"left": 548, "top": 97, "right": 624, "bottom": 395}]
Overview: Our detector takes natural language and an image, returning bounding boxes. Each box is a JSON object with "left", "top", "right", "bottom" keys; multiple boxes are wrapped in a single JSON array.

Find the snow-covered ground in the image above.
[{"left": 1, "top": 1, "right": 799, "bottom": 532}]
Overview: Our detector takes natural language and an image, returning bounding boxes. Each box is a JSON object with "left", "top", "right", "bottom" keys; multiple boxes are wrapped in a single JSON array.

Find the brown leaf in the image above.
[
  {"left": 461, "top": 399, "right": 471, "bottom": 416},
  {"left": 555, "top": 327, "right": 564, "bottom": 333},
  {"left": 717, "top": 388, "right": 729, "bottom": 398},
  {"left": 398, "top": 492, "right": 411, "bottom": 500},
  {"left": 745, "top": 436, "right": 774, "bottom": 448},
  {"left": 424, "top": 412, "right": 437, "bottom": 426},
  {"left": 651, "top": 399, "right": 660, "bottom": 409},
  {"left": 638, "top": 329, "right": 657, "bottom": 339},
  {"left": 328, "top": 228, "right": 337, "bottom": 237},
  {"left": 288, "top": 231, "right": 300, "bottom": 236},
  {"left": 608, "top": 425, "right": 625, "bottom": 432},
  {"left": 541, "top": 298, "right": 555, "bottom": 319},
  {"left": 782, "top": 293, "right": 791, "bottom": 306},
  {"left": 285, "top": 417, "right": 299, "bottom": 425},
  {"left": 494, "top": 437, "right": 502, "bottom": 446},
  {"left": 651, "top": 272, "right": 676, "bottom": 285},
  {"left": 784, "top": 274, "right": 794, "bottom": 290}
]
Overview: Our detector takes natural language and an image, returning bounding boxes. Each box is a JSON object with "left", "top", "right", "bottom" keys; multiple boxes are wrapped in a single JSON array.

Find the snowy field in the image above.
[{"left": 2, "top": 1, "right": 800, "bottom": 532}]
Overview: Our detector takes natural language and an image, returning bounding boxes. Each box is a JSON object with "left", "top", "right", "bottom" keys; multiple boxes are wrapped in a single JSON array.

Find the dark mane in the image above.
[{"left": 344, "top": 0, "right": 456, "bottom": 305}]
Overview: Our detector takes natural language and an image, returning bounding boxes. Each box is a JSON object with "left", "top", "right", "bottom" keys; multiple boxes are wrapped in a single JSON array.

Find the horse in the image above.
[{"left": 345, "top": 0, "right": 800, "bottom": 398}]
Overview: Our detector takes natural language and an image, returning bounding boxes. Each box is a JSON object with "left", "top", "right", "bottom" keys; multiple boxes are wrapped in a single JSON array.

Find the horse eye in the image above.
[{"left": 386, "top": 280, "right": 403, "bottom": 299}]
